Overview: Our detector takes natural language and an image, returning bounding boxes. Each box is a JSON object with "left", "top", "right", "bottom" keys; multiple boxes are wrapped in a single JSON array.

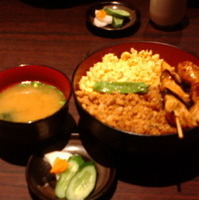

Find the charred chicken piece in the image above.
[
  {"left": 161, "top": 61, "right": 181, "bottom": 83},
  {"left": 190, "top": 82, "right": 199, "bottom": 103},
  {"left": 176, "top": 61, "right": 199, "bottom": 85},
  {"left": 190, "top": 102, "right": 199, "bottom": 124},
  {"left": 164, "top": 94, "right": 197, "bottom": 129},
  {"left": 189, "top": 82, "right": 199, "bottom": 123},
  {"left": 160, "top": 69, "right": 190, "bottom": 104}
]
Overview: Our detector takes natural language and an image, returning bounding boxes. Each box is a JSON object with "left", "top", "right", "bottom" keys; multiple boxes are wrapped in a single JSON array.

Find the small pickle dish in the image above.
[
  {"left": 86, "top": 1, "right": 140, "bottom": 38},
  {"left": 26, "top": 133, "right": 117, "bottom": 200}
]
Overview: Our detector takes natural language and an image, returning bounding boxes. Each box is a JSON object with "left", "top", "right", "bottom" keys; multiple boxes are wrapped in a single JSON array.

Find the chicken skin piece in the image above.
[
  {"left": 190, "top": 81, "right": 199, "bottom": 103},
  {"left": 190, "top": 102, "right": 199, "bottom": 124},
  {"left": 161, "top": 61, "right": 181, "bottom": 83},
  {"left": 164, "top": 94, "right": 197, "bottom": 129},
  {"left": 176, "top": 61, "right": 199, "bottom": 85},
  {"left": 160, "top": 70, "right": 190, "bottom": 104}
]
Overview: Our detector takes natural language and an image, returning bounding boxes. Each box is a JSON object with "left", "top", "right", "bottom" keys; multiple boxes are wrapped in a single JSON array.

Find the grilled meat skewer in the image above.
[
  {"left": 176, "top": 61, "right": 199, "bottom": 85},
  {"left": 164, "top": 94, "right": 197, "bottom": 129},
  {"left": 190, "top": 81, "right": 199, "bottom": 103},
  {"left": 161, "top": 61, "right": 182, "bottom": 83},
  {"left": 160, "top": 69, "right": 190, "bottom": 104}
]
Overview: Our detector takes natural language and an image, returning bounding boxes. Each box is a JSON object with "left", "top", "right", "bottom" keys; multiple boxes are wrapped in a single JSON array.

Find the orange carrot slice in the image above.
[
  {"left": 50, "top": 157, "right": 70, "bottom": 174},
  {"left": 96, "top": 9, "right": 107, "bottom": 20}
]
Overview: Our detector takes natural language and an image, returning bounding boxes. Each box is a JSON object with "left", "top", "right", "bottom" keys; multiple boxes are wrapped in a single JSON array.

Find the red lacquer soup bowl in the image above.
[{"left": 0, "top": 64, "right": 72, "bottom": 151}]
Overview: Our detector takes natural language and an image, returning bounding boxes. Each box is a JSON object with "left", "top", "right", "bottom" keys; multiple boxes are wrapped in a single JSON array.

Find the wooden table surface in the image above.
[{"left": 0, "top": 0, "right": 199, "bottom": 199}]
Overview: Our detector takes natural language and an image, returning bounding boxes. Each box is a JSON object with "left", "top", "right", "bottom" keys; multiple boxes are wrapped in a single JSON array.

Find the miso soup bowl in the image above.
[
  {"left": 72, "top": 41, "right": 199, "bottom": 157},
  {"left": 0, "top": 64, "right": 72, "bottom": 151}
]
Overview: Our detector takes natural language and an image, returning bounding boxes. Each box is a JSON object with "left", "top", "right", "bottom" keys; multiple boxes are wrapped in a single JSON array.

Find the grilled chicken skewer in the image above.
[
  {"left": 176, "top": 61, "right": 199, "bottom": 124},
  {"left": 163, "top": 94, "right": 197, "bottom": 139},
  {"left": 164, "top": 94, "right": 197, "bottom": 128},
  {"left": 160, "top": 69, "right": 190, "bottom": 104},
  {"left": 189, "top": 82, "right": 199, "bottom": 124},
  {"left": 190, "top": 81, "right": 199, "bottom": 103},
  {"left": 176, "top": 61, "right": 199, "bottom": 85},
  {"left": 176, "top": 61, "right": 199, "bottom": 104},
  {"left": 161, "top": 61, "right": 182, "bottom": 83},
  {"left": 160, "top": 61, "right": 198, "bottom": 138}
]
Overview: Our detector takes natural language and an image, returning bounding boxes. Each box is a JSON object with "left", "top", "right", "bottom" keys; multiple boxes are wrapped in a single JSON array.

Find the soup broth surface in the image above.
[{"left": 0, "top": 81, "right": 66, "bottom": 122}]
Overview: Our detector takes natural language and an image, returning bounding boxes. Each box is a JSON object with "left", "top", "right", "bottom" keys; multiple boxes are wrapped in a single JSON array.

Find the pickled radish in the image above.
[{"left": 94, "top": 9, "right": 112, "bottom": 27}]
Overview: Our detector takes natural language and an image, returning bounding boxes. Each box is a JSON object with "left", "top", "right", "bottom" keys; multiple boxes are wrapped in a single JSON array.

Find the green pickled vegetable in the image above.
[
  {"left": 104, "top": 8, "right": 131, "bottom": 18},
  {"left": 0, "top": 113, "right": 13, "bottom": 121},
  {"left": 55, "top": 155, "right": 85, "bottom": 199},
  {"left": 19, "top": 81, "right": 42, "bottom": 88},
  {"left": 112, "top": 17, "right": 124, "bottom": 28},
  {"left": 93, "top": 81, "right": 149, "bottom": 94},
  {"left": 66, "top": 162, "right": 97, "bottom": 200}
]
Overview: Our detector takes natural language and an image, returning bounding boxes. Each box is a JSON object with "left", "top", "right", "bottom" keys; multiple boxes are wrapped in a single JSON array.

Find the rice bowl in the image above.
[{"left": 73, "top": 41, "right": 199, "bottom": 155}]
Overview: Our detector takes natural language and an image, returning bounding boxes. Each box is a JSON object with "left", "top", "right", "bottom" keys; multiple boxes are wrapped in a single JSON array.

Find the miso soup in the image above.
[{"left": 0, "top": 81, "right": 66, "bottom": 122}]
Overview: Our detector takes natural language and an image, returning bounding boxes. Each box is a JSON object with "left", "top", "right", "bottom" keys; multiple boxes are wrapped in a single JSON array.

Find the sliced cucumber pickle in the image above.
[
  {"left": 66, "top": 162, "right": 97, "bottom": 200},
  {"left": 55, "top": 155, "right": 85, "bottom": 199},
  {"left": 112, "top": 17, "right": 124, "bottom": 28},
  {"left": 104, "top": 8, "right": 130, "bottom": 18}
]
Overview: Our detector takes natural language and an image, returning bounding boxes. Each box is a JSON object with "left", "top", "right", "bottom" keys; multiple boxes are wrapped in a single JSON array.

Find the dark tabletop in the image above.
[{"left": 0, "top": 0, "right": 199, "bottom": 199}]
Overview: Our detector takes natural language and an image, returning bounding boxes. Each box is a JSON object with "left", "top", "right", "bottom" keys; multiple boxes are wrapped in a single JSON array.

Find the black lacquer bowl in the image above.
[
  {"left": 0, "top": 64, "right": 72, "bottom": 157},
  {"left": 72, "top": 41, "right": 199, "bottom": 156}
]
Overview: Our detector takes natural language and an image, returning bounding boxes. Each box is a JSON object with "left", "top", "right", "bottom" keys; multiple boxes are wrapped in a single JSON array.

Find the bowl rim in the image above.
[
  {"left": 0, "top": 64, "right": 72, "bottom": 125},
  {"left": 72, "top": 41, "right": 199, "bottom": 138}
]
